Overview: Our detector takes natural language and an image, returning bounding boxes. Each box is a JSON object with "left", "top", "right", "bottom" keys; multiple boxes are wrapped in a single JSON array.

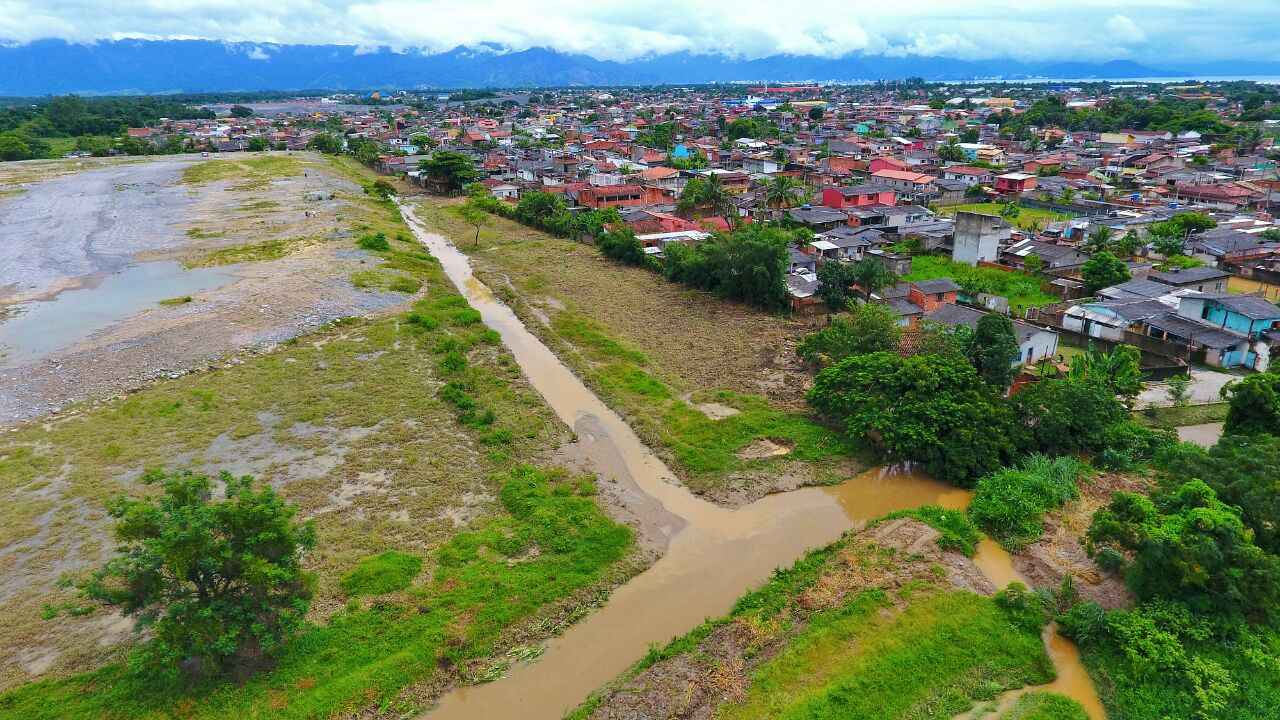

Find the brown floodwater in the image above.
[{"left": 400, "top": 202, "right": 1105, "bottom": 720}]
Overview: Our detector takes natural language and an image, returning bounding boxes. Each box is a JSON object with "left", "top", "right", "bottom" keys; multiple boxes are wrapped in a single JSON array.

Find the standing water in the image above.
[{"left": 398, "top": 202, "right": 1104, "bottom": 720}]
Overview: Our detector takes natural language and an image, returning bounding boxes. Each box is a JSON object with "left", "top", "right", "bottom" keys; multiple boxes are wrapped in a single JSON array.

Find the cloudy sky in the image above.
[{"left": 0, "top": 0, "right": 1276, "bottom": 63}]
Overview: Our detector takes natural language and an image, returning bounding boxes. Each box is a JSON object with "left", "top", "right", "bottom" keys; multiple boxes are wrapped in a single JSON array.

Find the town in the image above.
[{"left": 3, "top": 33, "right": 1280, "bottom": 720}]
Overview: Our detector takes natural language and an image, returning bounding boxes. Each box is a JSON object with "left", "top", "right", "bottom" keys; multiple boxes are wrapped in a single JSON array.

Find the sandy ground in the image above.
[{"left": 0, "top": 153, "right": 410, "bottom": 426}]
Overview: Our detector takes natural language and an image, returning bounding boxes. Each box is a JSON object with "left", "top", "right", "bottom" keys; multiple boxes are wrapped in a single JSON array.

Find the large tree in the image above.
[
  {"left": 1223, "top": 371, "right": 1280, "bottom": 436},
  {"left": 816, "top": 260, "right": 858, "bottom": 311},
  {"left": 419, "top": 150, "right": 479, "bottom": 194},
  {"left": 1081, "top": 251, "right": 1130, "bottom": 294},
  {"left": 808, "top": 351, "right": 1018, "bottom": 486},
  {"left": 797, "top": 302, "right": 901, "bottom": 366},
  {"left": 1088, "top": 480, "right": 1280, "bottom": 617},
  {"left": 969, "top": 314, "right": 1021, "bottom": 389},
  {"left": 82, "top": 470, "right": 316, "bottom": 681}
]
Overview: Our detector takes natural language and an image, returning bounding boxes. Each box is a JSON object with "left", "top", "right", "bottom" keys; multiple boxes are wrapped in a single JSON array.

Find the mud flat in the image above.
[{"left": 0, "top": 153, "right": 411, "bottom": 425}]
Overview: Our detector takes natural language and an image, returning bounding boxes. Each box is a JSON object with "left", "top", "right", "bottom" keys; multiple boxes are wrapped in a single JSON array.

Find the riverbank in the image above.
[{"left": 407, "top": 196, "right": 870, "bottom": 505}]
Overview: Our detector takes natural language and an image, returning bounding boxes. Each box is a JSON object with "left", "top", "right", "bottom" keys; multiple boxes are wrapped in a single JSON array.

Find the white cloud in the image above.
[
  {"left": 245, "top": 45, "right": 270, "bottom": 60},
  {"left": 0, "top": 0, "right": 1275, "bottom": 63},
  {"left": 1105, "top": 14, "right": 1147, "bottom": 43}
]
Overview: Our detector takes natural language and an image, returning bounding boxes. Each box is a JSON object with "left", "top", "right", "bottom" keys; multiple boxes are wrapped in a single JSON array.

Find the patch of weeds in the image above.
[
  {"left": 187, "top": 236, "right": 313, "bottom": 267},
  {"left": 1004, "top": 692, "right": 1089, "bottom": 720},
  {"left": 340, "top": 551, "right": 423, "bottom": 597},
  {"left": 969, "top": 455, "right": 1086, "bottom": 552},
  {"left": 350, "top": 269, "right": 421, "bottom": 294},
  {"left": 357, "top": 232, "right": 390, "bottom": 252},
  {"left": 884, "top": 505, "right": 981, "bottom": 557},
  {"left": 158, "top": 295, "right": 193, "bottom": 306},
  {"left": 186, "top": 227, "right": 225, "bottom": 239}
]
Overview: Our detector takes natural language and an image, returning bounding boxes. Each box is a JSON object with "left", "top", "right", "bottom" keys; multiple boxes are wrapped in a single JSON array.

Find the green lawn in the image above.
[
  {"left": 939, "top": 203, "right": 1071, "bottom": 232},
  {"left": 903, "top": 255, "right": 1059, "bottom": 313}
]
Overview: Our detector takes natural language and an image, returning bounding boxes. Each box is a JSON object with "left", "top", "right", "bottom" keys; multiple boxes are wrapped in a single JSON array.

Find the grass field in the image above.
[
  {"left": 411, "top": 198, "right": 869, "bottom": 504},
  {"left": 571, "top": 523, "right": 1054, "bottom": 720},
  {"left": 904, "top": 255, "right": 1059, "bottom": 313},
  {"left": 0, "top": 159, "right": 640, "bottom": 717},
  {"left": 938, "top": 203, "right": 1072, "bottom": 232},
  {"left": 1133, "top": 402, "right": 1229, "bottom": 428}
]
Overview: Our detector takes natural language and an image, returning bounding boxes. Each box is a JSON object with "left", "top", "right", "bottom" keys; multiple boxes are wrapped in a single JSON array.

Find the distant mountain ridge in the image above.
[{"left": 0, "top": 38, "right": 1270, "bottom": 95}]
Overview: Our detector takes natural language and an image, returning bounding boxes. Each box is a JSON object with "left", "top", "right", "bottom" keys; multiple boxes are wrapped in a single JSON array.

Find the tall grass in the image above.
[{"left": 968, "top": 455, "right": 1087, "bottom": 551}]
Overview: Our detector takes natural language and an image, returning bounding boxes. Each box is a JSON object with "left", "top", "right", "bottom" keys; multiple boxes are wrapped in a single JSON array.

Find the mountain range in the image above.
[{"left": 2, "top": 39, "right": 1278, "bottom": 95}]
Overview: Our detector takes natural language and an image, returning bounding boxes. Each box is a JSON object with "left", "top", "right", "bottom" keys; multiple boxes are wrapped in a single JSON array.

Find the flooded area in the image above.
[
  {"left": 400, "top": 200, "right": 1104, "bottom": 720},
  {"left": 0, "top": 261, "right": 236, "bottom": 367},
  {"left": 1177, "top": 422, "right": 1225, "bottom": 448}
]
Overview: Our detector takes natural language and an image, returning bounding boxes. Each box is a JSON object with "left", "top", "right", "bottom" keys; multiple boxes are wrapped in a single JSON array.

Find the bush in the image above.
[
  {"left": 1004, "top": 692, "right": 1089, "bottom": 720},
  {"left": 884, "top": 505, "right": 981, "bottom": 556},
  {"left": 797, "top": 303, "right": 901, "bottom": 366},
  {"left": 357, "top": 232, "right": 390, "bottom": 251},
  {"left": 995, "top": 582, "right": 1051, "bottom": 633},
  {"left": 598, "top": 227, "right": 646, "bottom": 265},
  {"left": 1223, "top": 371, "right": 1280, "bottom": 436},
  {"left": 1012, "top": 376, "right": 1127, "bottom": 455},
  {"left": 969, "top": 455, "right": 1086, "bottom": 551},
  {"left": 1096, "top": 420, "right": 1178, "bottom": 470},
  {"left": 340, "top": 551, "right": 422, "bottom": 596},
  {"left": 81, "top": 470, "right": 316, "bottom": 682}
]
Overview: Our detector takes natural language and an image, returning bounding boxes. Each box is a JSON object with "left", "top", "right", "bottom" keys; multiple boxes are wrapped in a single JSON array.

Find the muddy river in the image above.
[{"left": 399, "top": 201, "right": 1105, "bottom": 720}]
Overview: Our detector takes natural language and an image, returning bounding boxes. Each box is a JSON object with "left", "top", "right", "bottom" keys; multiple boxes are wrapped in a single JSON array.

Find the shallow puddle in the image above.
[
  {"left": 0, "top": 260, "right": 235, "bottom": 367},
  {"left": 400, "top": 201, "right": 1105, "bottom": 720}
]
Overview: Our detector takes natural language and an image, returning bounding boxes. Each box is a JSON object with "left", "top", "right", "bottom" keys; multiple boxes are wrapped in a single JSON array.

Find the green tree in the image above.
[
  {"left": 419, "top": 150, "right": 479, "bottom": 194},
  {"left": 677, "top": 173, "right": 736, "bottom": 223},
  {"left": 1087, "top": 480, "right": 1280, "bottom": 616},
  {"left": 246, "top": 137, "right": 269, "bottom": 152},
  {"left": 81, "top": 470, "right": 316, "bottom": 681},
  {"left": 764, "top": 175, "right": 805, "bottom": 214},
  {"left": 1083, "top": 226, "right": 1114, "bottom": 254},
  {"left": 597, "top": 226, "right": 645, "bottom": 266},
  {"left": 1081, "top": 251, "right": 1130, "bottom": 294},
  {"left": 797, "top": 302, "right": 901, "bottom": 365},
  {"left": 305, "top": 132, "right": 344, "bottom": 155},
  {"left": 1011, "top": 376, "right": 1127, "bottom": 456},
  {"left": 1156, "top": 434, "right": 1280, "bottom": 555},
  {"left": 808, "top": 106, "right": 825, "bottom": 122},
  {"left": 457, "top": 199, "right": 490, "bottom": 248},
  {"left": 1111, "top": 230, "right": 1142, "bottom": 258},
  {"left": 849, "top": 257, "right": 897, "bottom": 296},
  {"left": 808, "top": 352, "right": 1018, "bottom": 486},
  {"left": 1067, "top": 344, "right": 1144, "bottom": 403},
  {"left": 970, "top": 314, "right": 1021, "bottom": 389},
  {"left": 1000, "top": 201, "right": 1021, "bottom": 220},
  {"left": 1166, "top": 373, "right": 1192, "bottom": 408},
  {"left": 937, "top": 141, "right": 965, "bottom": 163},
  {"left": 816, "top": 260, "right": 858, "bottom": 311},
  {"left": 1223, "top": 371, "right": 1280, "bottom": 436},
  {"left": 229, "top": 104, "right": 254, "bottom": 118}
]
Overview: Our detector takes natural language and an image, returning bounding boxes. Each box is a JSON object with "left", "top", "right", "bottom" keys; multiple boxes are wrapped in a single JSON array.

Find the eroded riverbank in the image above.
[{"left": 399, "top": 200, "right": 1104, "bottom": 720}]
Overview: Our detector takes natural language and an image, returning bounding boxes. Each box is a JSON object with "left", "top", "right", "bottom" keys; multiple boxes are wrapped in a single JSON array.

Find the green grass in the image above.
[
  {"left": 0, "top": 467, "right": 632, "bottom": 720},
  {"left": 884, "top": 505, "right": 982, "bottom": 556},
  {"left": 904, "top": 255, "right": 1059, "bottom": 313},
  {"left": 1134, "top": 402, "right": 1228, "bottom": 428},
  {"left": 548, "top": 311, "right": 860, "bottom": 489},
  {"left": 351, "top": 268, "right": 423, "bottom": 294},
  {"left": 157, "top": 296, "right": 192, "bottom": 306},
  {"left": 939, "top": 204, "right": 1071, "bottom": 232},
  {"left": 181, "top": 155, "right": 303, "bottom": 189},
  {"left": 186, "top": 236, "right": 315, "bottom": 267},
  {"left": 340, "top": 551, "right": 423, "bottom": 596},
  {"left": 968, "top": 456, "right": 1086, "bottom": 552},
  {"left": 1003, "top": 692, "right": 1088, "bottom": 720},
  {"left": 719, "top": 590, "right": 1052, "bottom": 720}
]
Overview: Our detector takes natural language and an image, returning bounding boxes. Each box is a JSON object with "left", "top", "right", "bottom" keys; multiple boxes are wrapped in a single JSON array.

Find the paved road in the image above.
[{"left": 1136, "top": 369, "right": 1237, "bottom": 409}]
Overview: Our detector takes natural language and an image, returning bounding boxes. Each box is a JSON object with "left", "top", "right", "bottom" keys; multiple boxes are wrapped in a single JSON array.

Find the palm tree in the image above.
[
  {"left": 1084, "top": 226, "right": 1113, "bottom": 254},
  {"left": 677, "top": 173, "right": 737, "bottom": 226},
  {"left": 765, "top": 176, "right": 805, "bottom": 218}
]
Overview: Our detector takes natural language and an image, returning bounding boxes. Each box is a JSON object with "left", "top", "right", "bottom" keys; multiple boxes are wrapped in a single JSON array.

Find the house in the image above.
[
  {"left": 787, "top": 205, "right": 849, "bottom": 232},
  {"left": 788, "top": 247, "right": 818, "bottom": 274},
  {"left": 926, "top": 304, "right": 1060, "bottom": 366},
  {"left": 908, "top": 278, "right": 961, "bottom": 312},
  {"left": 952, "top": 211, "right": 1011, "bottom": 266},
  {"left": 871, "top": 169, "right": 938, "bottom": 202},
  {"left": 933, "top": 178, "right": 970, "bottom": 206},
  {"left": 578, "top": 184, "right": 645, "bottom": 209},
  {"left": 1148, "top": 267, "right": 1231, "bottom": 294},
  {"left": 1003, "top": 238, "right": 1090, "bottom": 270},
  {"left": 942, "top": 165, "right": 995, "bottom": 187},
  {"left": 808, "top": 226, "right": 877, "bottom": 263},
  {"left": 994, "top": 172, "right": 1038, "bottom": 194},
  {"left": 821, "top": 184, "right": 898, "bottom": 209}
]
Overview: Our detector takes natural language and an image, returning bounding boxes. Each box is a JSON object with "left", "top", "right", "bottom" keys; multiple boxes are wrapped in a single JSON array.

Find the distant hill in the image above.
[{"left": 0, "top": 39, "right": 1263, "bottom": 95}]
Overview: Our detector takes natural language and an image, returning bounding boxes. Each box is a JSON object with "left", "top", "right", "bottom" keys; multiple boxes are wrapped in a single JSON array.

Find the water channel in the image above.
[{"left": 398, "top": 201, "right": 1105, "bottom": 720}]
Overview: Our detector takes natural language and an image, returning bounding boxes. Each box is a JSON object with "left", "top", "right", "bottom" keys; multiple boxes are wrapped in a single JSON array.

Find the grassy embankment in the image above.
[
  {"left": 938, "top": 203, "right": 1072, "bottom": 233},
  {"left": 411, "top": 198, "right": 868, "bottom": 503},
  {"left": 0, "top": 156, "right": 637, "bottom": 718},
  {"left": 569, "top": 523, "right": 1062, "bottom": 720},
  {"left": 904, "top": 255, "right": 1059, "bottom": 313}
]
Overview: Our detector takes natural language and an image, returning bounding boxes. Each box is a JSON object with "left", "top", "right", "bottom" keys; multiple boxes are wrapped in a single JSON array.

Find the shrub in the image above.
[
  {"left": 80, "top": 470, "right": 316, "bottom": 682},
  {"left": 969, "top": 455, "right": 1085, "bottom": 551},
  {"left": 1096, "top": 420, "right": 1177, "bottom": 470},
  {"left": 340, "top": 551, "right": 422, "bottom": 596},
  {"left": 995, "top": 582, "right": 1051, "bottom": 633},
  {"left": 358, "top": 232, "right": 390, "bottom": 251},
  {"left": 884, "top": 505, "right": 981, "bottom": 556},
  {"left": 797, "top": 303, "right": 901, "bottom": 366}
]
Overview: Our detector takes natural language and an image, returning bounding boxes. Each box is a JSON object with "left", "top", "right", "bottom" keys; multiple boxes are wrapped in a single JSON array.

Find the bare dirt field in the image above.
[{"left": 0, "top": 153, "right": 414, "bottom": 424}]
